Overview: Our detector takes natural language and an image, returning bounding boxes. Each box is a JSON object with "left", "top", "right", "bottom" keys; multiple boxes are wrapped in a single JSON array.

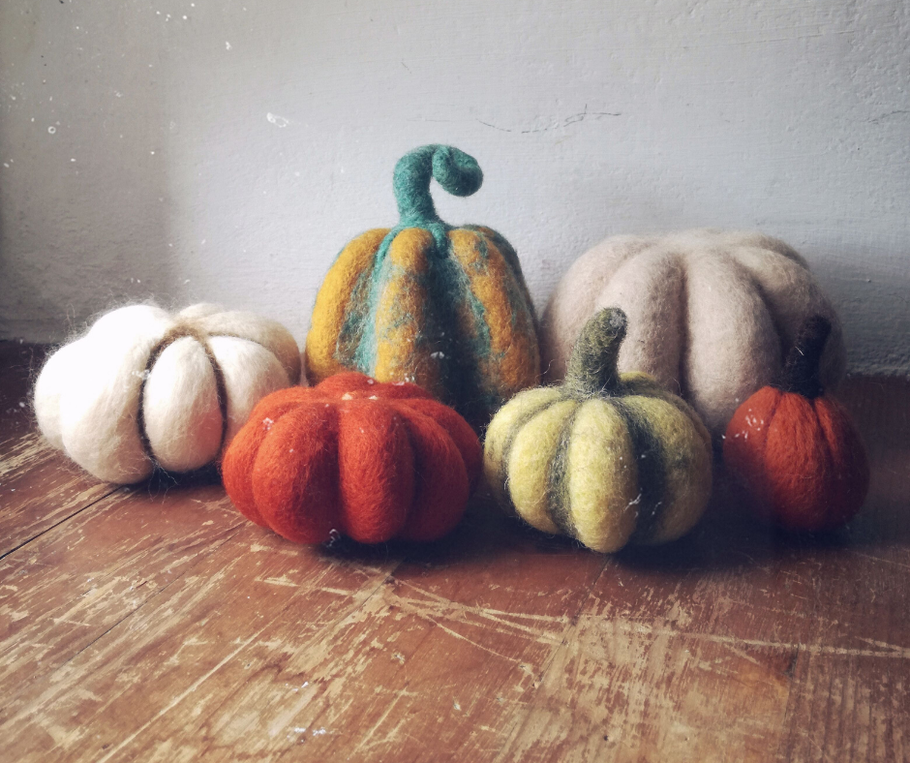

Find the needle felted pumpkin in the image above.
[
  {"left": 221, "top": 371, "right": 482, "bottom": 544},
  {"left": 305, "top": 144, "right": 540, "bottom": 428},
  {"left": 484, "top": 307, "right": 713, "bottom": 553},
  {"left": 33, "top": 303, "right": 301, "bottom": 484},
  {"left": 723, "top": 315, "right": 870, "bottom": 531},
  {"left": 540, "top": 229, "right": 846, "bottom": 441}
]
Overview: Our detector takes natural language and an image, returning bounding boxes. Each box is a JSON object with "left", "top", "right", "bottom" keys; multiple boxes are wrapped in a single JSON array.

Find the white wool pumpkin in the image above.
[
  {"left": 540, "top": 229, "right": 846, "bottom": 441},
  {"left": 34, "top": 303, "right": 302, "bottom": 483}
]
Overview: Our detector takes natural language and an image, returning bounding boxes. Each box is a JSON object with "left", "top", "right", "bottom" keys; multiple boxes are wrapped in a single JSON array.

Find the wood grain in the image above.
[{"left": 1, "top": 341, "right": 907, "bottom": 762}]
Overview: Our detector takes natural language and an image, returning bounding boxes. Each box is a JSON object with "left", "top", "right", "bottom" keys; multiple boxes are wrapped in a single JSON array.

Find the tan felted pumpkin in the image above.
[{"left": 540, "top": 229, "right": 846, "bottom": 441}]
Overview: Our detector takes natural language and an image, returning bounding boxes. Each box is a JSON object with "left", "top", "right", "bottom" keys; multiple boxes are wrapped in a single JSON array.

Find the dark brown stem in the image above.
[
  {"left": 565, "top": 308, "right": 627, "bottom": 396},
  {"left": 778, "top": 315, "right": 831, "bottom": 399}
]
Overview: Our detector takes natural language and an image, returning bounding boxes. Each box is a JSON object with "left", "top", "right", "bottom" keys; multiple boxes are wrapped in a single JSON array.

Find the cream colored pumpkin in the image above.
[
  {"left": 34, "top": 303, "right": 301, "bottom": 484},
  {"left": 540, "top": 229, "right": 846, "bottom": 441}
]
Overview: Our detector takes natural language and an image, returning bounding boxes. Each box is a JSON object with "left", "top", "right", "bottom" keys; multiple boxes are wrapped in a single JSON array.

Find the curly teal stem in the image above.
[
  {"left": 565, "top": 308, "right": 628, "bottom": 396},
  {"left": 390, "top": 145, "right": 483, "bottom": 256}
]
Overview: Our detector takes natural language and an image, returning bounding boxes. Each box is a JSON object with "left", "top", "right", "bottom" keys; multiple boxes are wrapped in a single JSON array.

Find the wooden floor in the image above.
[{"left": 1, "top": 341, "right": 908, "bottom": 763}]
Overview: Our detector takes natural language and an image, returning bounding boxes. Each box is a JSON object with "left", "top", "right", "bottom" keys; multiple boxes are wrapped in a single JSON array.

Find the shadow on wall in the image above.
[
  {"left": 0, "top": 0, "right": 178, "bottom": 343},
  {"left": 814, "top": 253, "right": 910, "bottom": 376}
]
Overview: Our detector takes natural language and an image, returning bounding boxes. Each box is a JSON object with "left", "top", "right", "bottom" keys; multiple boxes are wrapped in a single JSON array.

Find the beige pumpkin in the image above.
[
  {"left": 540, "top": 229, "right": 846, "bottom": 441},
  {"left": 34, "top": 303, "right": 301, "bottom": 484}
]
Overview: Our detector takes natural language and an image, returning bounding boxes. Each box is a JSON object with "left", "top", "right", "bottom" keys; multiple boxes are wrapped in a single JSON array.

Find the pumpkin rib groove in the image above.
[
  {"left": 336, "top": 401, "right": 414, "bottom": 543},
  {"left": 435, "top": 234, "right": 487, "bottom": 411},
  {"left": 390, "top": 397, "right": 482, "bottom": 491},
  {"left": 566, "top": 399, "right": 639, "bottom": 552},
  {"left": 468, "top": 226, "right": 536, "bottom": 328},
  {"left": 737, "top": 266, "right": 788, "bottom": 371},
  {"left": 396, "top": 407, "right": 470, "bottom": 542},
  {"left": 610, "top": 398, "right": 668, "bottom": 544},
  {"left": 337, "top": 262, "right": 381, "bottom": 368},
  {"left": 308, "top": 229, "right": 389, "bottom": 382},
  {"left": 373, "top": 232, "right": 442, "bottom": 395},
  {"left": 356, "top": 229, "right": 433, "bottom": 377},
  {"left": 544, "top": 408, "right": 581, "bottom": 538},
  {"left": 252, "top": 404, "right": 341, "bottom": 544},
  {"left": 498, "top": 394, "right": 568, "bottom": 500},
  {"left": 448, "top": 230, "right": 517, "bottom": 417},
  {"left": 505, "top": 400, "right": 578, "bottom": 535}
]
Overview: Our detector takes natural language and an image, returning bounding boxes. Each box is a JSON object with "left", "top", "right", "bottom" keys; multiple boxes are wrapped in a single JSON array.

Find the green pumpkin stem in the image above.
[
  {"left": 565, "top": 308, "right": 628, "bottom": 396},
  {"left": 393, "top": 145, "right": 483, "bottom": 229},
  {"left": 779, "top": 315, "right": 831, "bottom": 399}
]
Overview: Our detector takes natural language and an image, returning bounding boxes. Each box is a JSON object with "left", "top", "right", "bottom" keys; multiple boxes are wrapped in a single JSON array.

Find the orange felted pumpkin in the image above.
[
  {"left": 723, "top": 315, "right": 870, "bottom": 531},
  {"left": 221, "top": 372, "right": 482, "bottom": 544}
]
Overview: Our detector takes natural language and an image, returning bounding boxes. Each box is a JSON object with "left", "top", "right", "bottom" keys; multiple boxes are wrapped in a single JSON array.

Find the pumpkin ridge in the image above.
[
  {"left": 737, "top": 268, "right": 788, "bottom": 376},
  {"left": 387, "top": 397, "right": 481, "bottom": 488},
  {"left": 565, "top": 398, "right": 640, "bottom": 551},
  {"left": 610, "top": 398, "right": 668, "bottom": 543},
  {"left": 505, "top": 399, "right": 578, "bottom": 534},
  {"left": 432, "top": 236, "right": 488, "bottom": 414},
  {"left": 354, "top": 229, "right": 432, "bottom": 377},
  {"left": 395, "top": 405, "right": 470, "bottom": 541},
  {"left": 544, "top": 408, "right": 581, "bottom": 537},
  {"left": 814, "top": 398, "right": 870, "bottom": 527},
  {"left": 136, "top": 326, "right": 230, "bottom": 469},
  {"left": 498, "top": 392, "right": 570, "bottom": 502},
  {"left": 336, "top": 400, "right": 413, "bottom": 543},
  {"left": 470, "top": 232, "right": 540, "bottom": 395},
  {"left": 252, "top": 403, "right": 341, "bottom": 543},
  {"left": 372, "top": 230, "right": 445, "bottom": 395},
  {"left": 447, "top": 230, "right": 505, "bottom": 415},
  {"left": 336, "top": 264, "right": 380, "bottom": 368},
  {"left": 307, "top": 228, "right": 389, "bottom": 382},
  {"left": 468, "top": 226, "right": 535, "bottom": 317}
]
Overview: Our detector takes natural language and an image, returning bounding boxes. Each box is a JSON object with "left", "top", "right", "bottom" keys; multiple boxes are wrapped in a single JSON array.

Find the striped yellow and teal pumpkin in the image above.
[
  {"left": 305, "top": 145, "right": 539, "bottom": 428},
  {"left": 484, "top": 308, "right": 713, "bottom": 552}
]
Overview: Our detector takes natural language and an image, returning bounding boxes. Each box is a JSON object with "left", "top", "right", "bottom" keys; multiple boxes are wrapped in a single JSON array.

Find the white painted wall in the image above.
[{"left": 1, "top": 0, "right": 908, "bottom": 374}]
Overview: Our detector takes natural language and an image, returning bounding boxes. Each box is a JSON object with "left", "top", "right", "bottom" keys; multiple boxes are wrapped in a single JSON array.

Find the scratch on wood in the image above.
[
  {"left": 93, "top": 626, "right": 270, "bottom": 763},
  {"left": 594, "top": 620, "right": 910, "bottom": 660}
]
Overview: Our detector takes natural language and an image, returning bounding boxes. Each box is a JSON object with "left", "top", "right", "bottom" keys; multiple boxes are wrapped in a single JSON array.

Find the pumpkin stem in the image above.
[
  {"left": 779, "top": 315, "right": 831, "bottom": 398},
  {"left": 392, "top": 145, "right": 483, "bottom": 253},
  {"left": 565, "top": 308, "right": 627, "bottom": 396}
]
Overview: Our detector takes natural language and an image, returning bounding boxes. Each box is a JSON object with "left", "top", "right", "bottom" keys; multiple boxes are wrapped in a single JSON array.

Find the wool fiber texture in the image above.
[
  {"left": 540, "top": 229, "right": 846, "bottom": 442},
  {"left": 221, "top": 372, "right": 482, "bottom": 545},
  {"left": 724, "top": 316, "right": 870, "bottom": 531},
  {"left": 33, "top": 303, "right": 301, "bottom": 484},
  {"left": 305, "top": 144, "right": 539, "bottom": 429},
  {"left": 484, "top": 308, "right": 713, "bottom": 553}
]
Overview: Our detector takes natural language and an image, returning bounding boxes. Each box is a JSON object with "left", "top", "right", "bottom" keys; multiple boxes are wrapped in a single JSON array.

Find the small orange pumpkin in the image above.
[
  {"left": 221, "top": 372, "right": 481, "bottom": 544},
  {"left": 723, "top": 315, "right": 869, "bottom": 530}
]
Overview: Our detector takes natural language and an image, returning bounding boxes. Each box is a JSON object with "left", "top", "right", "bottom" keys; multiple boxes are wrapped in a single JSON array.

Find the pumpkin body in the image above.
[
  {"left": 723, "top": 316, "right": 869, "bottom": 530},
  {"left": 305, "top": 145, "right": 539, "bottom": 427},
  {"left": 222, "top": 372, "right": 482, "bottom": 544},
  {"left": 33, "top": 303, "right": 301, "bottom": 484},
  {"left": 540, "top": 229, "right": 845, "bottom": 441},
  {"left": 484, "top": 309, "right": 713, "bottom": 553}
]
